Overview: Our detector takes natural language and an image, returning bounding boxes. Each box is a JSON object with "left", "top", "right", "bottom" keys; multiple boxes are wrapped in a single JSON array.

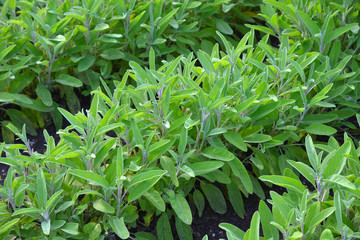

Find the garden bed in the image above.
[{"left": 0, "top": 0, "right": 360, "bottom": 239}]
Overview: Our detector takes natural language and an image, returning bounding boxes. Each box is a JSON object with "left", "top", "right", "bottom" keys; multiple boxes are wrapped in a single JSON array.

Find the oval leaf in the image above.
[{"left": 201, "top": 146, "right": 234, "bottom": 161}]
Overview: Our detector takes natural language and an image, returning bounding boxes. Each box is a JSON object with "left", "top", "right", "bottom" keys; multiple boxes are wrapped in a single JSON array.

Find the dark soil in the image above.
[
  {"left": 191, "top": 192, "right": 263, "bottom": 240},
  {"left": 0, "top": 122, "right": 62, "bottom": 185}
]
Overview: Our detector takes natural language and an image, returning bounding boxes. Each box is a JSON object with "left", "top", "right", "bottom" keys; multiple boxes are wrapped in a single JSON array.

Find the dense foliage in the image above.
[
  {"left": 0, "top": 0, "right": 359, "bottom": 239},
  {"left": 0, "top": 0, "right": 259, "bottom": 138}
]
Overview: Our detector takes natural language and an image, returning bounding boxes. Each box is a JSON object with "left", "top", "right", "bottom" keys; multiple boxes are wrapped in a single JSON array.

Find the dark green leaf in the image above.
[
  {"left": 175, "top": 216, "right": 193, "bottom": 240},
  {"left": 36, "top": 84, "right": 53, "bottom": 106},
  {"left": 201, "top": 146, "right": 234, "bottom": 161},
  {"left": 193, "top": 190, "right": 205, "bottom": 217},
  {"left": 223, "top": 132, "right": 247, "bottom": 152},
  {"left": 56, "top": 74, "right": 83, "bottom": 87},
  {"left": 215, "top": 19, "right": 233, "bottom": 35},
  {"left": 305, "top": 123, "right": 337, "bottom": 136},
  {"left": 201, "top": 183, "right": 226, "bottom": 214},
  {"left": 169, "top": 194, "right": 192, "bottom": 225},
  {"left": 93, "top": 198, "right": 115, "bottom": 214},
  {"left": 78, "top": 55, "right": 96, "bottom": 72},
  {"left": 68, "top": 169, "right": 110, "bottom": 189},
  {"left": 157, "top": 214, "right": 173, "bottom": 240}
]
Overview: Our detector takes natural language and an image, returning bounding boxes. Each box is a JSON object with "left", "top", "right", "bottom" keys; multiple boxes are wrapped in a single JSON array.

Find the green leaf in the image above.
[
  {"left": 305, "top": 135, "right": 319, "bottom": 171},
  {"left": 94, "top": 23, "right": 109, "bottom": 31},
  {"left": 169, "top": 193, "right": 192, "bottom": 225},
  {"left": 129, "top": 170, "right": 167, "bottom": 187},
  {"left": 201, "top": 183, "right": 227, "bottom": 214},
  {"left": 61, "top": 223, "right": 79, "bottom": 235},
  {"left": 12, "top": 208, "right": 42, "bottom": 216},
  {"left": 305, "top": 123, "right": 337, "bottom": 136},
  {"left": 288, "top": 160, "right": 316, "bottom": 187},
  {"left": 325, "top": 174, "right": 356, "bottom": 190},
  {"left": 289, "top": 231, "right": 303, "bottom": 239},
  {"left": 157, "top": 214, "right": 173, "bottom": 240},
  {"left": 201, "top": 146, "right": 234, "bottom": 161},
  {"left": 219, "top": 223, "right": 245, "bottom": 240},
  {"left": 302, "top": 114, "right": 339, "bottom": 124},
  {"left": 68, "top": 169, "right": 110, "bottom": 189},
  {"left": 193, "top": 190, "right": 205, "bottom": 217},
  {"left": 13, "top": 98, "right": 50, "bottom": 112},
  {"left": 259, "top": 200, "right": 278, "bottom": 240},
  {"left": 90, "top": 0, "right": 104, "bottom": 13},
  {"left": 56, "top": 74, "right": 83, "bottom": 87},
  {"left": 100, "top": 49, "right": 125, "bottom": 60},
  {"left": 93, "top": 138, "right": 117, "bottom": 169},
  {"left": 250, "top": 156, "right": 264, "bottom": 170},
  {"left": 243, "top": 134, "right": 272, "bottom": 143},
  {"left": 158, "top": 8, "right": 179, "bottom": 29},
  {"left": 309, "top": 83, "right": 333, "bottom": 106},
  {"left": 308, "top": 207, "right": 335, "bottom": 232},
  {"left": 149, "top": 47, "right": 155, "bottom": 70},
  {"left": 37, "top": 168, "right": 47, "bottom": 209},
  {"left": 0, "top": 218, "right": 19, "bottom": 234},
  {"left": 58, "top": 108, "right": 85, "bottom": 136},
  {"left": 244, "top": 211, "right": 259, "bottom": 240},
  {"left": 12, "top": 94, "right": 32, "bottom": 105},
  {"left": 217, "top": 31, "right": 232, "bottom": 54},
  {"left": 148, "top": 140, "right": 172, "bottom": 154},
  {"left": 0, "top": 45, "right": 16, "bottom": 61},
  {"left": 228, "top": 158, "right": 253, "bottom": 194},
  {"left": 298, "top": 11, "right": 320, "bottom": 36},
  {"left": 197, "top": 50, "right": 215, "bottom": 74},
  {"left": 0, "top": 92, "right": 15, "bottom": 103},
  {"left": 245, "top": 24, "right": 275, "bottom": 35},
  {"left": 320, "top": 229, "right": 334, "bottom": 240},
  {"left": 93, "top": 198, "right": 115, "bottom": 214},
  {"left": 56, "top": 201, "right": 74, "bottom": 214},
  {"left": 260, "top": 175, "right": 305, "bottom": 193},
  {"left": 178, "top": 127, "right": 188, "bottom": 157},
  {"left": 144, "top": 189, "right": 165, "bottom": 212},
  {"left": 189, "top": 161, "right": 224, "bottom": 176},
  {"left": 15, "top": 184, "right": 29, "bottom": 207},
  {"left": 175, "top": 216, "right": 193, "bottom": 240},
  {"left": 215, "top": 19, "right": 233, "bottom": 35},
  {"left": 96, "top": 123, "right": 123, "bottom": 136},
  {"left": 147, "top": 138, "right": 175, "bottom": 163},
  {"left": 89, "top": 223, "right": 102, "bottom": 240},
  {"left": 223, "top": 132, "right": 247, "bottom": 152},
  {"left": 109, "top": 217, "right": 129, "bottom": 239},
  {"left": 227, "top": 182, "right": 244, "bottom": 218},
  {"left": 334, "top": 191, "right": 342, "bottom": 231},
  {"left": 36, "top": 84, "right": 53, "bottom": 106},
  {"left": 290, "top": 59, "right": 305, "bottom": 82},
  {"left": 160, "top": 157, "right": 179, "bottom": 187},
  {"left": 128, "top": 174, "right": 164, "bottom": 203},
  {"left": 78, "top": 55, "right": 96, "bottom": 72},
  {"left": 6, "top": 110, "right": 37, "bottom": 136},
  {"left": 46, "top": 190, "right": 63, "bottom": 213},
  {"left": 130, "top": 118, "right": 144, "bottom": 146},
  {"left": 322, "top": 141, "right": 350, "bottom": 177},
  {"left": 325, "top": 23, "right": 359, "bottom": 45},
  {"left": 41, "top": 220, "right": 51, "bottom": 235}
]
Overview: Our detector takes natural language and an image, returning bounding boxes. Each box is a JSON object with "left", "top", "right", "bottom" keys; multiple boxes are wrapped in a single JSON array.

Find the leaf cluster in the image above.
[
  {"left": 0, "top": 0, "right": 359, "bottom": 239},
  {"left": 0, "top": 0, "right": 259, "bottom": 137}
]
